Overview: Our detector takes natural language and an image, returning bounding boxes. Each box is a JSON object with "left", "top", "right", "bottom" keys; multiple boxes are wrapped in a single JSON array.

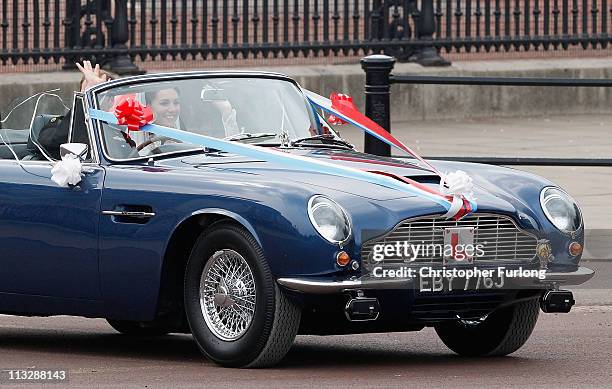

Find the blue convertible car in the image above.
[{"left": 0, "top": 71, "right": 594, "bottom": 367}]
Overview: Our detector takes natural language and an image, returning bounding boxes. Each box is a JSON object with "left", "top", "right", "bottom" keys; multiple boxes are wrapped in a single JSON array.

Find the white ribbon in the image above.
[
  {"left": 439, "top": 170, "right": 476, "bottom": 219},
  {"left": 51, "top": 154, "right": 83, "bottom": 187},
  {"left": 439, "top": 170, "right": 476, "bottom": 201},
  {"left": 442, "top": 195, "right": 465, "bottom": 219}
]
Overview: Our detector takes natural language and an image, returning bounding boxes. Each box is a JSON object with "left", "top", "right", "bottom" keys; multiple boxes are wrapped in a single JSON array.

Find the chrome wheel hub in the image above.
[{"left": 199, "top": 250, "right": 256, "bottom": 341}]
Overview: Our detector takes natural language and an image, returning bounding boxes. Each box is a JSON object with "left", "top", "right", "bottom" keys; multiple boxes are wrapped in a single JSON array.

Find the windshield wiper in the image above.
[
  {"left": 224, "top": 132, "right": 277, "bottom": 142},
  {"left": 290, "top": 134, "right": 353, "bottom": 149}
]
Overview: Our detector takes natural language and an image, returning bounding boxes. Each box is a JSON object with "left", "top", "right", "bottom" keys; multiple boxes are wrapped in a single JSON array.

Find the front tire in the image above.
[
  {"left": 434, "top": 298, "right": 540, "bottom": 357},
  {"left": 184, "top": 222, "right": 301, "bottom": 368}
]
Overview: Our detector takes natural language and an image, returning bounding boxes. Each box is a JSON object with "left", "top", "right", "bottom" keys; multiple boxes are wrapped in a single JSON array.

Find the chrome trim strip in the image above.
[
  {"left": 277, "top": 277, "right": 412, "bottom": 294},
  {"left": 0, "top": 160, "right": 100, "bottom": 167},
  {"left": 70, "top": 93, "right": 101, "bottom": 164},
  {"left": 101, "top": 210, "right": 156, "bottom": 218},
  {"left": 87, "top": 70, "right": 294, "bottom": 95},
  {"left": 0, "top": 160, "right": 55, "bottom": 167},
  {"left": 66, "top": 93, "right": 79, "bottom": 143},
  {"left": 512, "top": 266, "right": 595, "bottom": 286},
  {"left": 277, "top": 266, "right": 595, "bottom": 293}
]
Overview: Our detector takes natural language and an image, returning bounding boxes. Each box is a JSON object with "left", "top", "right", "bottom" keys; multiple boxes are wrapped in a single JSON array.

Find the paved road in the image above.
[
  {"left": 0, "top": 258, "right": 609, "bottom": 388},
  {"left": 0, "top": 305, "right": 610, "bottom": 388}
]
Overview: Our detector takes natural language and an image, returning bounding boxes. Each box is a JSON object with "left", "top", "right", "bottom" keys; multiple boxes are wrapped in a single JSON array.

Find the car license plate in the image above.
[{"left": 418, "top": 272, "right": 505, "bottom": 293}]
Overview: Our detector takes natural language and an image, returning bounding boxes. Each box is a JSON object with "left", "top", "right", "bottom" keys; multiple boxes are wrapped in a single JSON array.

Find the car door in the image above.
[{"left": 0, "top": 94, "right": 104, "bottom": 299}]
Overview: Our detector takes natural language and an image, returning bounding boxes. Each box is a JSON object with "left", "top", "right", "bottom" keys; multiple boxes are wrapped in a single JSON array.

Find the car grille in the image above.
[{"left": 361, "top": 213, "right": 538, "bottom": 268}]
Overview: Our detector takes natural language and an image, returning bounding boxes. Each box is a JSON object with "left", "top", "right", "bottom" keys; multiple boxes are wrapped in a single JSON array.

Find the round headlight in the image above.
[
  {"left": 308, "top": 195, "right": 351, "bottom": 244},
  {"left": 540, "top": 187, "right": 582, "bottom": 233}
]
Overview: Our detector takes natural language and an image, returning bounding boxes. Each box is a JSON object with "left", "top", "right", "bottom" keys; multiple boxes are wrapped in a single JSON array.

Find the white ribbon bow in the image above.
[
  {"left": 51, "top": 153, "right": 83, "bottom": 187},
  {"left": 439, "top": 170, "right": 476, "bottom": 218},
  {"left": 439, "top": 170, "right": 475, "bottom": 200}
]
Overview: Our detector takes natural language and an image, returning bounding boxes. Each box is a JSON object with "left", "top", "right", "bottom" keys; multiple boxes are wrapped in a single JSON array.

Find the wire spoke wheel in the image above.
[
  {"left": 186, "top": 223, "right": 301, "bottom": 367},
  {"left": 199, "top": 249, "right": 257, "bottom": 341}
]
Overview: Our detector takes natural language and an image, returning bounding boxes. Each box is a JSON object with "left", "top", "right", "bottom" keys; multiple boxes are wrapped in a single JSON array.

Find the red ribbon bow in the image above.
[
  {"left": 328, "top": 92, "right": 358, "bottom": 125},
  {"left": 114, "top": 96, "right": 154, "bottom": 132}
]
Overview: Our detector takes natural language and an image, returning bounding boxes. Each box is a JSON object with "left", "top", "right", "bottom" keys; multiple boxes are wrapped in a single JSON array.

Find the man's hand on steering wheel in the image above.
[{"left": 136, "top": 136, "right": 171, "bottom": 152}]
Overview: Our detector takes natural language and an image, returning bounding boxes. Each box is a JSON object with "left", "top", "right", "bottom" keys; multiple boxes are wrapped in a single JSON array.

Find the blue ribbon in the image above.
[{"left": 89, "top": 108, "right": 453, "bottom": 211}]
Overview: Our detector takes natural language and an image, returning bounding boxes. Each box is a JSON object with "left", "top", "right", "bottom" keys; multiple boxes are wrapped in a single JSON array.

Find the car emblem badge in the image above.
[
  {"left": 537, "top": 239, "right": 554, "bottom": 270},
  {"left": 443, "top": 227, "right": 475, "bottom": 265}
]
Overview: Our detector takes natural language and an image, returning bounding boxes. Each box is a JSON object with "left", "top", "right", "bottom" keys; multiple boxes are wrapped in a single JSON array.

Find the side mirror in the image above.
[{"left": 60, "top": 143, "right": 88, "bottom": 160}]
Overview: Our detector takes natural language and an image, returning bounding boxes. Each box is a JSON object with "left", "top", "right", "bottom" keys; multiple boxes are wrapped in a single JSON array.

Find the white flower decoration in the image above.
[
  {"left": 439, "top": 170, "right": 476, "bottom": 201},
  {"left": 51, "top": 153, "right": 83, "bottom": 187}
]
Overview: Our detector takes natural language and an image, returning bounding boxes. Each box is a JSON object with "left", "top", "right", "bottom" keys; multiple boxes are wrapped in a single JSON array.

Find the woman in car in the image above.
[
  {"left": 145, "top": 88, "right": 181, "bottom": 129},
  {"left": 124, "top": 87, "right": 183, "bottom": 155}
]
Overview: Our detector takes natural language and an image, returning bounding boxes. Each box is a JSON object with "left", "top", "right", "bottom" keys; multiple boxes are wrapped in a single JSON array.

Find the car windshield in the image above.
[{"left": 94, "top": 76, "right": 337, "bottom": 160}]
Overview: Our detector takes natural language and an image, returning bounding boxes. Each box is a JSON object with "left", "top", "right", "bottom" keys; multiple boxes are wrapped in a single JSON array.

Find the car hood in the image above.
[
  {"left": 176, "top": 148, "right": 432, "bottom": 200},
  {"left": 172, "top": 147, "right": 552, "bottom": 220}
]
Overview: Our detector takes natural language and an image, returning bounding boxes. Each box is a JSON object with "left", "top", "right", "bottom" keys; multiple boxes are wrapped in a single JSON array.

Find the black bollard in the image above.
[{"left": 360, "top": 54, "right": 395, "bottom": 157}]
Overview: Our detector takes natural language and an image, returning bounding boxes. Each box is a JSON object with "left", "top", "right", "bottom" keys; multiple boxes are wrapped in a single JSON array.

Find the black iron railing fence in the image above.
[
  {"left": 1, "top": 1, "right": 612, "bottom": 74},
  {"left": 360, "top": 54, "right": 612, "bottom": 166}
]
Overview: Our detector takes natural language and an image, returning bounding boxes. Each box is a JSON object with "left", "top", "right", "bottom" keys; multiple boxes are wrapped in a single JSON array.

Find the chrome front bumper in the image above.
[
  {"left": 277, "top": 277, "right": 411, "bottom": 294},
  {"left": 277, "top": 266, "right": 595, "bottom": 294},
  {"left": 511, "top": 266, "right": 595, "bottom": 287}
]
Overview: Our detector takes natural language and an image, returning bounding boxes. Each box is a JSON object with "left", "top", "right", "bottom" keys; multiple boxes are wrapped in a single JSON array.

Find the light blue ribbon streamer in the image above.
[
  {"left": 304, "top": 90, "right": 410, "bottom": 157},
  {"left": 89, "top": 108, "right": 452, "bottom": 210}
]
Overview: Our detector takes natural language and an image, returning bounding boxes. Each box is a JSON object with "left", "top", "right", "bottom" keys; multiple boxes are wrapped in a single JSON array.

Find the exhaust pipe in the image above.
[{"left": 540, "top": 290, "right": 575, "bottom": 313}]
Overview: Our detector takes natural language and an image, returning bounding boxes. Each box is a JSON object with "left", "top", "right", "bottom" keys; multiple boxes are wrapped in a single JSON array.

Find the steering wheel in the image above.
[{"left": 136, "top": 136, "right": 171, "bottom": 151}]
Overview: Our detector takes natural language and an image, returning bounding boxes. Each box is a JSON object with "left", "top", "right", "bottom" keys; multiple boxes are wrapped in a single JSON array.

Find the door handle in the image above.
[
  {"left": 102, "top": 205, "right": 155, "bottom": 224},
  {"left": 101, "top": 210, "right": 156, "bottom": 218}
]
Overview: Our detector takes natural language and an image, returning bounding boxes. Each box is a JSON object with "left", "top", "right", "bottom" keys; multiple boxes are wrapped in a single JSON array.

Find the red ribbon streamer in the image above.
[
  {"left": 327, "top": 91, "right": 473, "bottom": 219},
  {"left": 329, "top": 92, "right": 441, "bottom": 176},
  {"left": 327, "top": 93, "right": 354, "bottom": 125},
  {"left": 327, "top": 114, "right": 346, "bottom": 125}
]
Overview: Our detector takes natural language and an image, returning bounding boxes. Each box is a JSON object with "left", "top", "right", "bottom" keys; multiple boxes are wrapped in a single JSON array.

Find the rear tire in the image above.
[
  {"left": 184, "top": 222, "right": 301, "bottom": 368},
  {"left": 434, "top": 298, "right": 540, "bottom": 357}
]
